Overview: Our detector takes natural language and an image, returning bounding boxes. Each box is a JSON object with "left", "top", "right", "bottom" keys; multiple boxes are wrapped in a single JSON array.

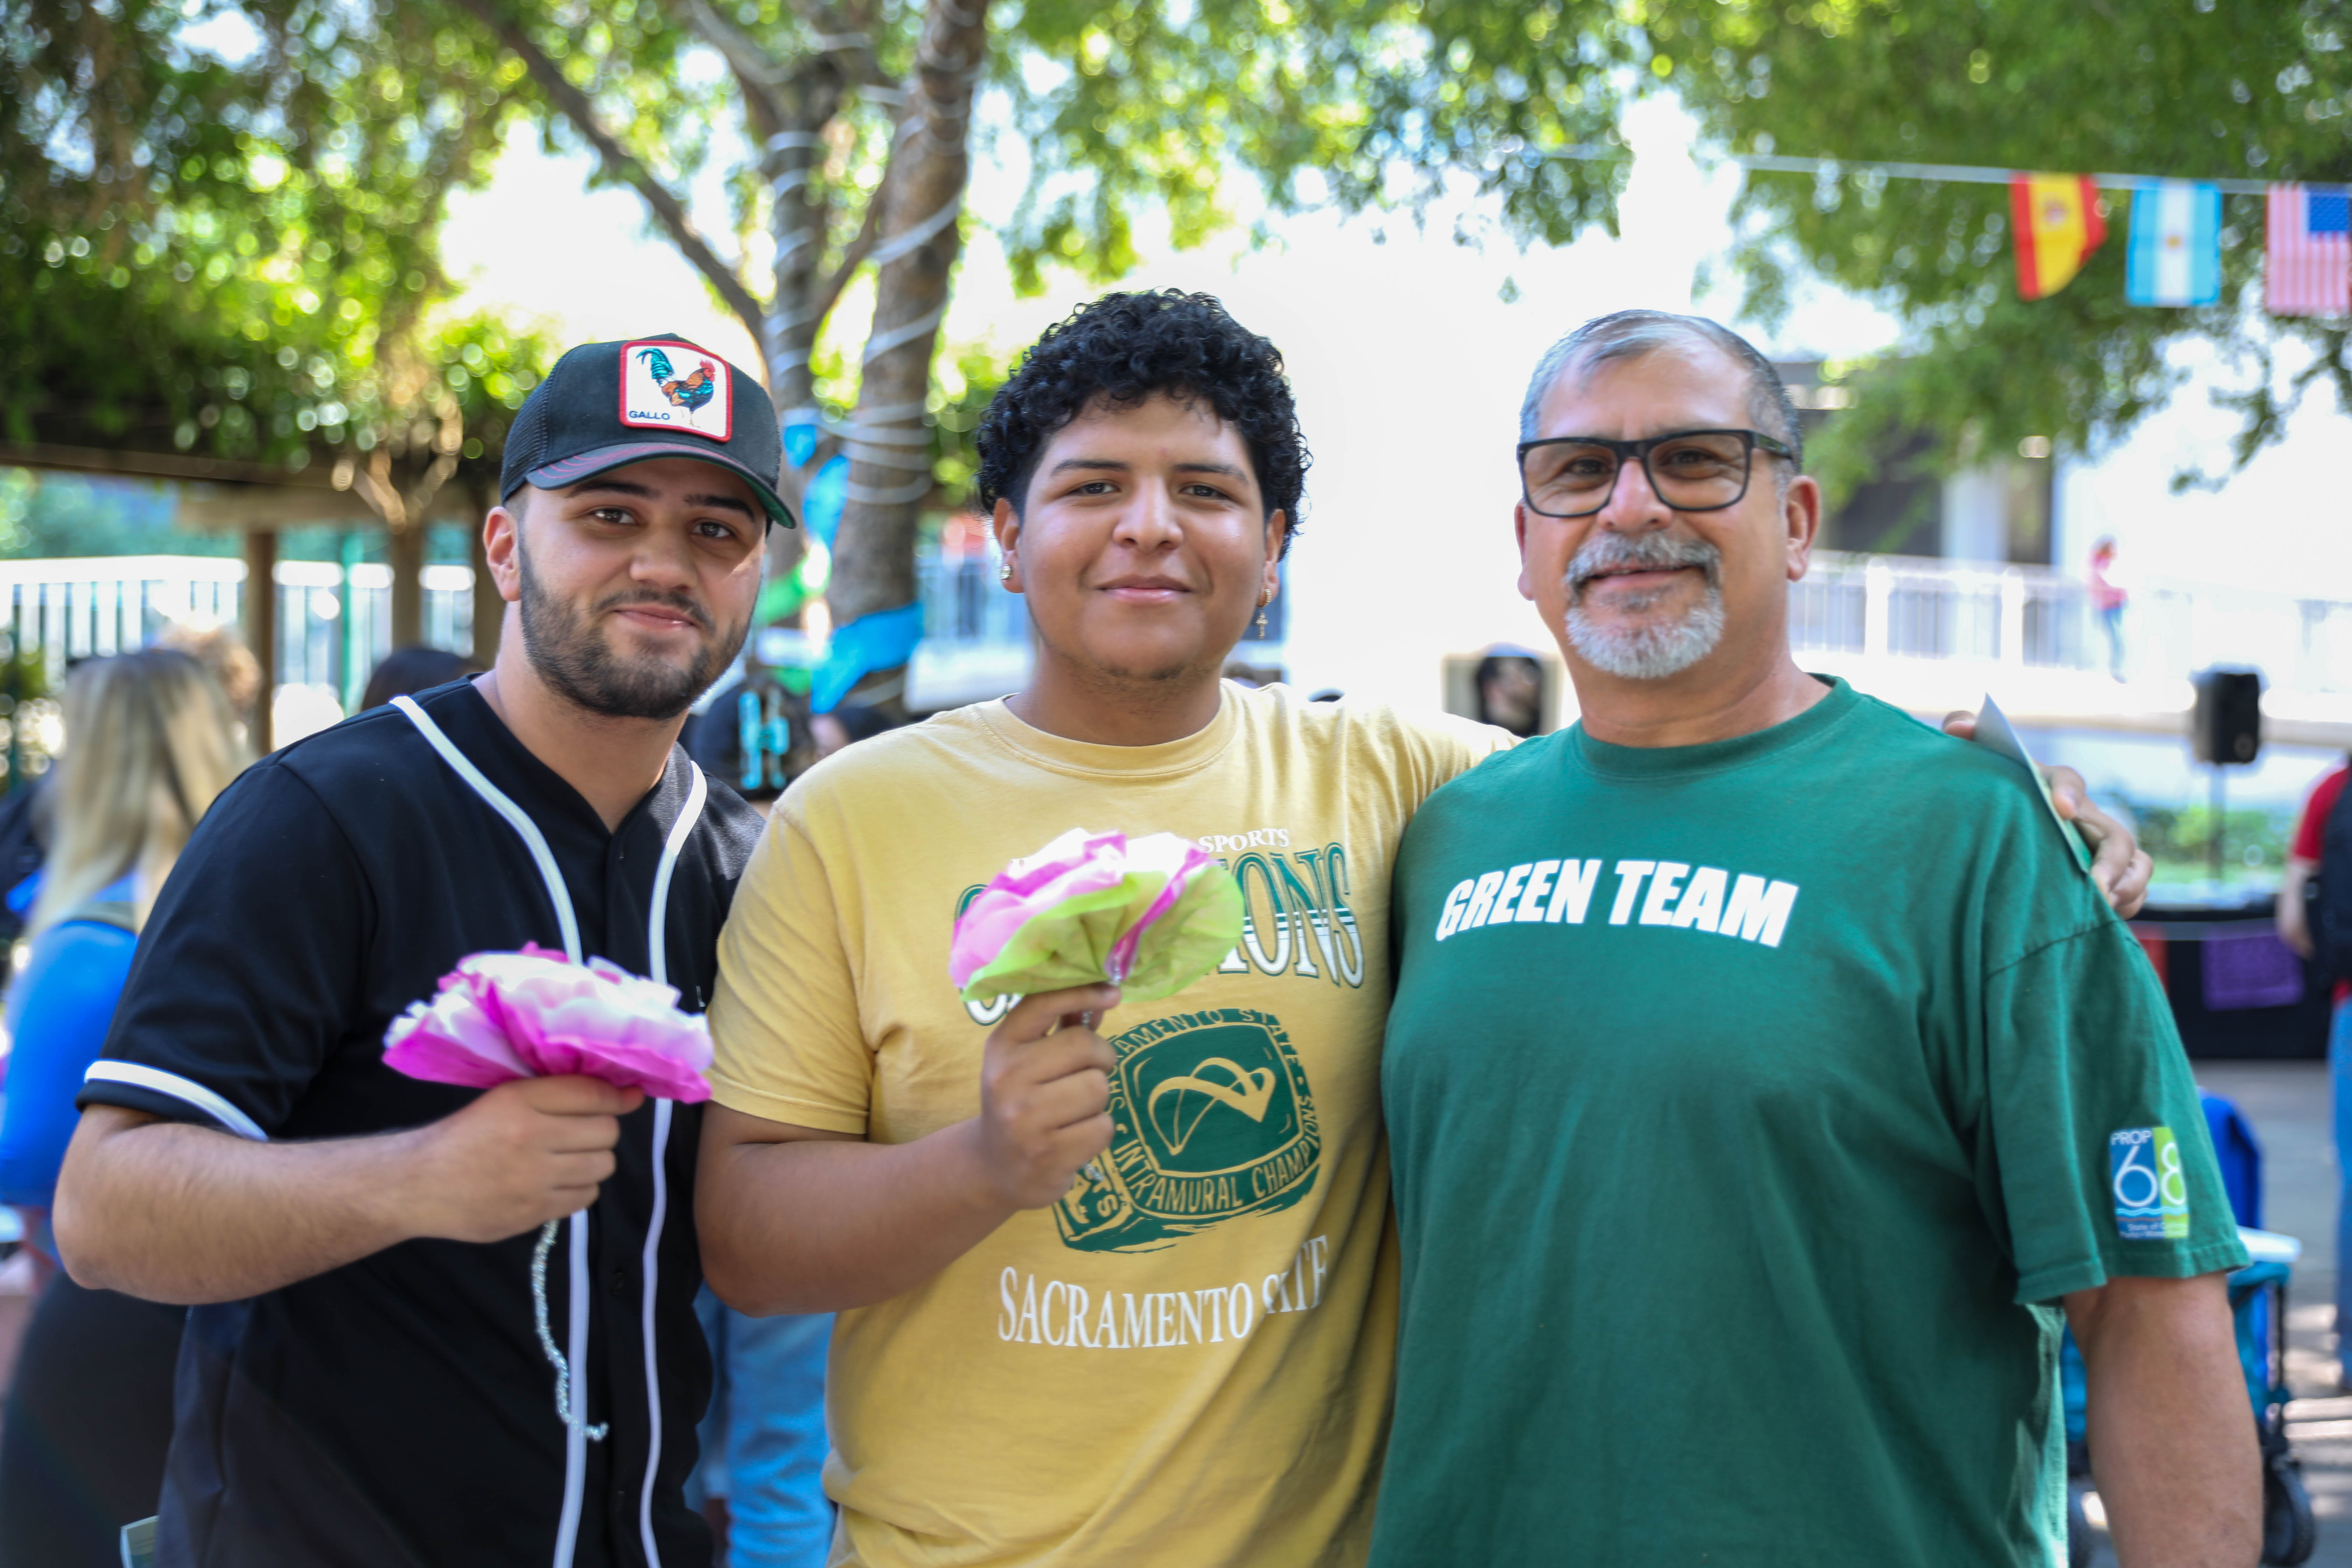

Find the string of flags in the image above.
[
  {"left": 1539, "top": 144, "right": 2352, "bottom": 317},
  {"left": 2016, "top": 174, "right": 2345, "bottom": 315}
]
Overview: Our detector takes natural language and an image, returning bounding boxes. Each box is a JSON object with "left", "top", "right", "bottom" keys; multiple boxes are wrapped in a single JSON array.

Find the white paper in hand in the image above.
[{"left": 1971, "top": 695, "right": 2093, "bottom": 873}]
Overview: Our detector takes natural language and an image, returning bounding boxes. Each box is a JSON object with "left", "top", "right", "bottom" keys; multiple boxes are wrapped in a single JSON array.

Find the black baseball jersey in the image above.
[{"left": 78, "top": 680, "right": 764, "bottom": 1568}]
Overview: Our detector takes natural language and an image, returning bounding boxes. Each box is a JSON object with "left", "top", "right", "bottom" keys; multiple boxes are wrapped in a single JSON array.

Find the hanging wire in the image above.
[{"left": 1535, "top": 142, "right": 2344, "bottom": 197}]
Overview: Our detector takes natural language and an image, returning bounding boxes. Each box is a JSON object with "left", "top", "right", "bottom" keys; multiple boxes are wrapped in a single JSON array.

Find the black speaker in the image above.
[{"left": 2191, "top": 669, "right": 2263, "bottom": 765}]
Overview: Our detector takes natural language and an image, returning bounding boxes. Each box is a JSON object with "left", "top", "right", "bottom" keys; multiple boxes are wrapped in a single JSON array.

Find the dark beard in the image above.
[{"left": 517, "top": 550, "right": 744, "bottom": 721}]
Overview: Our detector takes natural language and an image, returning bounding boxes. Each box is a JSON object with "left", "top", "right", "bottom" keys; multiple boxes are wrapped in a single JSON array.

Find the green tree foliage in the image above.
[
  {"left": 0, "top": 0, "right": 551, "bottom": 506},
  {"left": 474, "top": 0, "right": 1658, "bottom": 329},
  {"left": 1646, "top": 0, "right": 2352, "bottom": 496},
  {"left": 442, "top": 0, "right": 1678, "bottom": 674},
  {"left": 994, "top": 0, "right": 1648, "bottom": 289}
]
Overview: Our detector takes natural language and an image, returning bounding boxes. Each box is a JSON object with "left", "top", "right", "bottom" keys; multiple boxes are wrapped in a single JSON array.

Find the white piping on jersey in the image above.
[
  {"left": 647, "top": 765, "right": 705, "bottom": 987},
  {"left": 393, "top": 695, "right": 704, "bottom": 1568},
  {"left": 638, "top": 761, "right": 704, "bottom": 1567},
  {"left": 555, "top": 1208, "right": 593, "bottom": 1568},
  {"left": 390, "top": 697, "right": 584, "bottom": 965},
  {"left": 80, "top": 1062, "right": 269, "bottom": 1143}
]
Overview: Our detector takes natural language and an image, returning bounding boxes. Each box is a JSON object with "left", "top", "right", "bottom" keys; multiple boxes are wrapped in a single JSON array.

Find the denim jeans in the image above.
[
  {"left": 691, "top": 1289, "right": 835, "bottom": 1567},
  {"left": 2333, "top": 995, "right": 2352, "bottom": 1384}
]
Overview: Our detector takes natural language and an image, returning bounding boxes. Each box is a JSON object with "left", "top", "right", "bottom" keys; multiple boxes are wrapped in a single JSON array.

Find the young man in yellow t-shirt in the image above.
[
  {"left": 695, "top": 290, "right": 2149, "bottom": 1568},
  {"left": 699, "top": 290, "right": 1504, "bottom": 1568}
]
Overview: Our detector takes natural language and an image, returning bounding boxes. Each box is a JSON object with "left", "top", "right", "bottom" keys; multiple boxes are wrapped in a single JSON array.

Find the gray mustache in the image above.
[{"left": 1567, "top": 532, "right": 1722, "bottom": 593}]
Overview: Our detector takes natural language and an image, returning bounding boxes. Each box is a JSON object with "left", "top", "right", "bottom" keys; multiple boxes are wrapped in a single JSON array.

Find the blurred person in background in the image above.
[
  {"left": 680, "top": 665, "right": 836, "bottom": 1567},
  {"left": 1472, "top": 649, "right": 1546, "bottom": 738},
  {"left": 0, "top": 765, "right": 52, "bottom": 955},
  {"left": 359, "top": 645, "right": 480, "bottom": 713},
  {"left": 688, "top": 1290, "right": 835, "bottom": 1567},
  {"left": 152, "top": 620, "right": 262, "bottom": 736},
  {"left": 2278, "top": 753, "right": 2352, "bottom": 1390},
  {"left": 809, "top": 701, "right": 892, "bottom": 761},
  {"left": 2088, "top": 537, "right": 2128, "bottom": 682},
  {"left": 0, "top": 650, "right": 245, "bottom": 1568},
  {"left": 688, "top": 666, "right": 817, "bottom": 795},
  {"left": 0, "top": 621, "right": 257, "bottom": 948}
]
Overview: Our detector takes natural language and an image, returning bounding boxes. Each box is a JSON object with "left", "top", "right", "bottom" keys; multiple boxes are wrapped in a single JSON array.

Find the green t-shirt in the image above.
[{"left": 1372, "top": 678, "right": 2246, "bottom": 1568}]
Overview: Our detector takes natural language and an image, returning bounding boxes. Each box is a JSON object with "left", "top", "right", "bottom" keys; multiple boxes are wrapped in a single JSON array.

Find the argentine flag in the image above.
[{"left": 2126, "top": 181, "right": 2222, "bottom": 307}]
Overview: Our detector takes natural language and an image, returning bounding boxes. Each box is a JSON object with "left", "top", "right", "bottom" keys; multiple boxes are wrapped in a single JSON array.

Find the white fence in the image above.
[
  {"left": 1791, "top": 551, "right": 2352, "bottom": 697},
  {"left": 0, "top": 555, "right": 476, "bottom": 731},
  {"left": 4, "top": 549, "right": 2344, "bottom": 737}
]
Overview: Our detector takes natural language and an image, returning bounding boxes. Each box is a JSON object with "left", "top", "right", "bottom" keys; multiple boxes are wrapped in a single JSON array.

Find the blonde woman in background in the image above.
[{"left": 0, "top": 650, "right": 245, "bottom": 1568}]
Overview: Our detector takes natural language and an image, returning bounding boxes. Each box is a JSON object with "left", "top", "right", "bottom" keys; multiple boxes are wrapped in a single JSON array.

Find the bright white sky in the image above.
[{"left": 439, "top": 90, "right": 2351, "bottom": 721}]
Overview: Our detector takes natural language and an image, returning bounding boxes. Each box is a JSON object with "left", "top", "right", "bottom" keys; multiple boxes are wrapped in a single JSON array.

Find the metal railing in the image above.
[
  {"left": 5, "top": 548, "right": 2342, "bottom": 720},
  {"left": 0, "top": 554, "right": 476, "bottom": 708},
  {"left": 1791, "top": 551, "right": 2351, "bottom": 695},
  {"left": 917, "top": 551, "right": 1030, "bottom": 647}
]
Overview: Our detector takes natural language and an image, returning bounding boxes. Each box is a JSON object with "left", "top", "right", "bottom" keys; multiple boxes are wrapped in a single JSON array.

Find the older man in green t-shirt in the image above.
[{"left": 1374, "top": 311, "right": 2258, "bottom": 1567}]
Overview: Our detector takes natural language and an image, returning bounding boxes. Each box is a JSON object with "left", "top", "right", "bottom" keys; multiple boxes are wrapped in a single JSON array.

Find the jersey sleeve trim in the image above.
[
  {"left": 706, "top": 1069, "right": 868, "bottom": 1136},
  {"left": 2012, "top": 1235, "right": 2252, "bottom": 1306},
  {"left": 81, "top": 1061, "right": 269, "bottom": 1142}
]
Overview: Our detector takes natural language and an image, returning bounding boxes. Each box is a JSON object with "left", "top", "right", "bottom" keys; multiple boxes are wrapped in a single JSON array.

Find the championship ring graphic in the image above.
[{"left": 1056, "top": 1008, "right": 1320, "bottom": 1253}]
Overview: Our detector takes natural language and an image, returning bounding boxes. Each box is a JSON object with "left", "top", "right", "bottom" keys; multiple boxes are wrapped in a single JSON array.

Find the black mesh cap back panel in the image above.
[{"left": 499, "top": 395, "right": 550, "bottom": 498}]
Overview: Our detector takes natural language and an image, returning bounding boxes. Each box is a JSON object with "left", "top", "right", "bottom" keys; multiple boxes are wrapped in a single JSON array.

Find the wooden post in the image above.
[
  {"left": 241, "top": 527, "right": 278, "bottom": 753},
  {"left": 389, "top": 522, "right": 425, "bottom": 648},
  {"left": 470, "top": 523, "right": 503, "bottom": 668}
]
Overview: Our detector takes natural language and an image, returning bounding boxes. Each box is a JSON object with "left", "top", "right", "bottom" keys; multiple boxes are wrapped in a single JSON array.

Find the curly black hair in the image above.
[{"left": 974, "top": 290, "right": 1308, "bottom": 557}]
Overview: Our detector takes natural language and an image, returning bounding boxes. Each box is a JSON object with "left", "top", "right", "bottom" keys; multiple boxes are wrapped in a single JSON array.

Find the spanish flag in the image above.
[{"left": 2010, "top": 174, "right": 2107, "bottom": 300}]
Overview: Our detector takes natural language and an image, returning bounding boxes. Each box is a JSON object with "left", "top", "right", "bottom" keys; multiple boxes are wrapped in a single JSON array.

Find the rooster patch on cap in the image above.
[{"left": 633, "top": 345, "right": 718, "bottom": 414}]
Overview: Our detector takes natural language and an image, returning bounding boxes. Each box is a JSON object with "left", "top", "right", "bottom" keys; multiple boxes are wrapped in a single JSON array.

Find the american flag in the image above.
[{"left": 2267, "top": 184, "right": 2350, "bottom": 316}]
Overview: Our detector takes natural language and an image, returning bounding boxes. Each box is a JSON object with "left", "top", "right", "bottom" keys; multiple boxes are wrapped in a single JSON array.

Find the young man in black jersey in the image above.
[{"left": 56, "top": 332, "right": 789, "bottom": 1568}]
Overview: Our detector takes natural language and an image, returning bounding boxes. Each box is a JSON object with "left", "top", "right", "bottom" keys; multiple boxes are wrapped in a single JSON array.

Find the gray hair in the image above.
[{"left": 1518, "top": 310, "right": 1804, "bottom": 472}]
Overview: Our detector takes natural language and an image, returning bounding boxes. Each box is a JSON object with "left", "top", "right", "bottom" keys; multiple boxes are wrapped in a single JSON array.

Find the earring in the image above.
[
  {"left": 999, "top": 560, "right": 1013, "bottom": 583},
  {"left": 1255, "top": 594, "right": 1269, "bottom": 637}
]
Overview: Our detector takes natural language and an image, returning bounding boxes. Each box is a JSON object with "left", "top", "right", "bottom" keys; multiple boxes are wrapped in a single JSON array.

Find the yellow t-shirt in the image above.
[{"left": 708, "top": 682, "right": 1508, "bottom": 1568}]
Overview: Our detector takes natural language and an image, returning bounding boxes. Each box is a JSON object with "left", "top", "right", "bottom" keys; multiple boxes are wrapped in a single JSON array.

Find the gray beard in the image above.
[
  {"left": 1560, "top": 531, "right": 1727, "bottom": 680},
  {"left": 518, "top": 550, "right": 743, "bottom": 721}
]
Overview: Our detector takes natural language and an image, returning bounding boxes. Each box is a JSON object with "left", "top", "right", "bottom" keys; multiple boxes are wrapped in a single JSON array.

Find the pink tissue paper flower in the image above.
[{"left": 383, "top": 944, "right": 713, "bottom": 1102}]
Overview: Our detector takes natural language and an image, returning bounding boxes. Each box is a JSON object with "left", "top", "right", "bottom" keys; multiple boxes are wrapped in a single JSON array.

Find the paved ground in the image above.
[{"left": 2079, "top": 1061, "right": 2341, "bottom": 1567}]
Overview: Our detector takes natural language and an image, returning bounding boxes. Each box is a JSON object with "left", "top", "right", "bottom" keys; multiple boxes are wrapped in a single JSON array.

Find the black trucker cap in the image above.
[{"left": 499, "top": 332, "right": 796, "bottom": 528}]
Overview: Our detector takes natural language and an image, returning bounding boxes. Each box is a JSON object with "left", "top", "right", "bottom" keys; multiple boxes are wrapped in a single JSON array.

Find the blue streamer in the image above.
[
  {"left": 812, "top": 602, "right": 923, "bottom": 715},
  {"left": 781, "top": 419, "right": 819, "bottom": 469},
  {"left": 803, "top": 456, "right": 849, "bottom": 550}
]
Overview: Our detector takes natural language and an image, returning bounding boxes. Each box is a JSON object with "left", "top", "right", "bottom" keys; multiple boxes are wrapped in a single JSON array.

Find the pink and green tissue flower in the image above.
[{"left": 949, "top": 828, "right": 1244, "bottom": 1006}]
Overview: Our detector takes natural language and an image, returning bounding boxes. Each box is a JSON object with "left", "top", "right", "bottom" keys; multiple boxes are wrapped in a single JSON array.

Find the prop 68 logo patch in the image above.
[{"left": 2109, "top": 1126, "right": 2189, "bottom": 1240}]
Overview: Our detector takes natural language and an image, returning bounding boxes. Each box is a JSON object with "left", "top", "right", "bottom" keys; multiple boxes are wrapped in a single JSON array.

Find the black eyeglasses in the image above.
[{"left": 1516, "top": 428, "right": 1796, "bottom": 519}]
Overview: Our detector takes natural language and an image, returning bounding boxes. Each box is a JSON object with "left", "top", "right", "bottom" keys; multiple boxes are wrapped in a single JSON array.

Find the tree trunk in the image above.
[
  {"left": 753, "top": 96, "right": 830, "bottom": 611},
  {"left": 389, "top": 522, "right": 426, "bottom": 648},
  {"left": 241, "top": 527, "right": 278, "bottom": 753},
  {"left": 823, "top": 0, "right": 988, "bottom": 709}
]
